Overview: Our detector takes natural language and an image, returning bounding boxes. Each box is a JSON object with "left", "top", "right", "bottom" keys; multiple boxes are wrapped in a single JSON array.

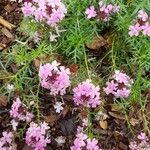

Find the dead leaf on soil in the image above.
[
  {"left": 99, "top": 120, "right": 108, "bottom": 130},
  {"left": 129, "top": 118, "right": 140, "bottom": 126},
  {"left": 1, "top": 28, "right": 14, "bottom": 39},
  {"left": 108, "top": 112, "right": 125, "bottom": 120},
  {"left": 33, "top": 58, "right": 41, "bottom": 69},
  {"left": 60, "top": 105, "right": 69, "bottom": 118},
  {"left": 0, "top": 96, "right": 7, "bottom": 107},
  {"left": 68, "top": 64, "right": 79, "bottom": 75},
  {"left": 111, "top": 104, "right": 122, "bottom": 112},
  {"left": 86, "top": 36, "right": 107, "bottom": 50},
  {"left": 44, "top": 115, "right": 58, "bottom": 124}
]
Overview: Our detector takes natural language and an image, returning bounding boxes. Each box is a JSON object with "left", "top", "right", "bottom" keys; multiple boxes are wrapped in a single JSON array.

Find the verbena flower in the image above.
[
  {"left": 73, "top": 79, "right": 100, "bottom": 108},
  {"left": 129, "top": 9, "right": 150, "bottom": 36},
  {"left": 39, "top": 61, "right": 71, "bottom": 96},
  {"left": 104, "top": 70, "right": 133, "bottom": 99},
  {"left": 0, "top": 131, "right": 15, "bottom": 150},
  {"left": 53, "top": 102, "right": 64, "bottom": 113},
  {"left": 85, "top": 1, "right": 120, "bottom": 22},
  {"left": 85, "top": 6, "right": 97, "bottom": 19},
  {"left": 71, "top": 126, "right": 101, "bottom": 150},
  {"left": 129, "top": 132, "right": 150, "bottom": 150},
  {"left": 10, "top": 97, "right": 33, "bottom": 123},
  {"left": 22, "top": 0, "right": 67, "bottom": 26},
  {"left": 25, "top": 122, "right": 50, "bottom": 150}
]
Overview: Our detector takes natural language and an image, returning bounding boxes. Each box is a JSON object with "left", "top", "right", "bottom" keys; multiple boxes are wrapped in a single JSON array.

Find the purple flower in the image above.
[
  {"left": 73, "top": 79, "right": 100, "bottom": 108},
  {"left": 71, "top": 127, "right": 101, "bottom": 150},
  {"left": 39, "top": 61, "right": 71, "bottom": 96},
  {"left": 128, "top": 24, "right": 141, "bottom": 37},
  {"left": 137, "top": 132, "right": 148, "bottom": 142},
  {"left": 85, "top": 6, "right": 97, "bottom": 19},
  {"left": 142, "top": 23, "right": 150, "bottom": 36},
  {"left": 129, "top": 9, "right": 150, "bottom": 37},
  {"left": 86, "top": 138, "right": 102, "bottom": 150},
  {"left": 21, "top": 0, "right": 67, "bottom": 26},
  {"left": 10, "top": 97, "right": 33, "bottom": 122},
  {"left": 22, "top": 2, "right": 35, "bottom": 16},
  {"left": 25, "top": 122, "right": 50, "bottom": 150},
  {"left": 138, "top": 10, "right": 148, "bottom": 22},
  {"left": 0, "top": 131, "right": 14, "bottom": 150},
  {"left": 104, "top": 70, "right": 133, "bottom": 99}
]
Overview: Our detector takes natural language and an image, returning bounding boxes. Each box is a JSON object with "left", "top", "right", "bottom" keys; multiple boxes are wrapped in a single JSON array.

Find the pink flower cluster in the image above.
[
  {"left": 22, "top": 0, "right": 67, "bottom": 26},
  {"left": 71, "top": 127, "right": 101, "bottom": 150},
  {"left": 73, "top": 79, "right": 100, "bottom": 108},
  {"left": 25, "top": 122, "right": 50, "bottom": 150},
  {"left": 39, "top": 61, "right": 71, "bottom": 96},
  {"left": 129, "top": 10, "right": 150, "bottom": 36},
  {"left": 104, "top": 70, "right": 133, "bottom": 99},
  {"left": 85, "top": 1, "right": 120, "bottom": 21},
  {"left": 0, "top": 132, "right": 15, "bottom": 150},
  {"left": 10, "top": 97, "right": 33, "bottom": 123},
  {"left": 129, "top": 132, "right": 150, "bottom": 150}
]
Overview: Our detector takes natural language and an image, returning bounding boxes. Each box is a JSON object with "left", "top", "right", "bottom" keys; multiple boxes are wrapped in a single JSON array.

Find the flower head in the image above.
[
  {"left": 104, "top": 70, "right": 133, "bottom": 99},
  {"left": 85, "top": 6, "right": 97, "bottom": 19},
  {"left": 25, "top": 122, "right": 50, "bottom": 150},
  {"left": 10, "top": 97, "right": 33, "bottom": 122},
  {"left": 73, "top": 79, "right": 100, "bottom": 108},
  {"left": 39, "top": 61, "right": 71, "bottom": 96},
  {"left": 21, "top": 0, "right": 67, "bottom": 26}
]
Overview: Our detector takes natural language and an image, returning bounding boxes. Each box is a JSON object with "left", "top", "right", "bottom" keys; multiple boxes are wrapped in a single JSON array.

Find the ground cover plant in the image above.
[{"left": 0, "top": 0, "right": 150, "bottom": 149}]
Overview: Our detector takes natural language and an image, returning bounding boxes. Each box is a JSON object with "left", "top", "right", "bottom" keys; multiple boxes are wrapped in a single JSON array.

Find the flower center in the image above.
[
  {"left": 81, "top": 95, "right": 90, "bottom": 102},
  {"left": 47, "top": 71, "right": 59, "bottom": 84}
]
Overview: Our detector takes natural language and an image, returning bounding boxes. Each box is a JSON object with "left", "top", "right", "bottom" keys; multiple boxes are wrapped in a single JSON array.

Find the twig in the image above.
[{"left": 0, "top": 16, "right": 15, "bottom": 30}]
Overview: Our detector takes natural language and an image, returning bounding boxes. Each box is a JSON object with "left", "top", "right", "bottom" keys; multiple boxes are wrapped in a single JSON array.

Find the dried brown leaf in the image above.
[
  {"left": 0, "top": 96, "right": 7, "bottom": 107},
  {"left": 108, "top": 112, "right": 125, "bottom": 120},
  {"left": 33, "top": 58, "right": 41, "bottom": 69},
  {"left": 60, "top": 105, "right": 69, "bottom": 118},
  {"left": 68, "top": 64, "right": 79, "bottom": 75},
  {"left": 86, "top": 36, "right": 107, "bottom": 50},
  {"left": 99, "top": 120, "right": 108, "bottom": 130},
  {"left": 44, "top": 115, "right": 58, "bottom": 124}
]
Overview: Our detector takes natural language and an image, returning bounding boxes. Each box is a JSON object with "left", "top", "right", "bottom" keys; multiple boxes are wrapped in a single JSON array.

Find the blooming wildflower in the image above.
[
  {"left": 128, "top": 24, "right": 141, "bottom": 36},
  {"left": 10, "top": 119, "right": 18, "bottom": 131},
  {"left": 104, "top": 70, "right": 133, "bottom": 99},
  {"left": 73, "top": 79, "right": 100, "bottom": 108},
  {"left": 129, "top": 132, "right": 150, "bottom": 150},
  {"left": 10, "top": 97, "right": 33, "bottom": 122},
  {"left": 22, "top": 2, "right": 35, "bottom": 16},
  {"left": 142, "top": 23, "right": 150, "bottom": 36},
  {"left": 138, "top": 10, "right": 148, "bottom": 22},
  {"left": 71, "top": 126, "right": 101, "bottom": 150},
  {"left": 137, "top": 132, "right": 148, "bottom": 142},
  {"left": 55, "top": 136, "right": 66, "bottom": 145},
  {"left": 129, "top": 9, "right": 150, "bottom": 37},
  {"left": 85, "top": 1, "right": 119, "bottom": 22},
  {"left": 0, "top": 131, "right": 14, "bottom": 150},
  {"left": 86, "top": 138, "right": 101, "bottom": 150},
  {"left": 85, "top": 6, "right": 97, "bottom": 19},
  {"left": 82, "top": 118, "right": 88, "bottom": 127},
  {"left": 21, "top": 0, "right": 67, "bottom": 26},
  {"left": 54, "top": 102, "right": 64, "bottom": 113},
  {"left": 25, "top": 122, "right": 50, "bottom": 150},
  {"left": 39, "top": 61, "right": 71, "bottom": 96}
]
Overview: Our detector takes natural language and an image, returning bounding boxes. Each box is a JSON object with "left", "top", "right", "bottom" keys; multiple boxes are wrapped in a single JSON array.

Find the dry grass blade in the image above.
[{"left": 0, "top": 16, "right": 16, "bottom": 30}]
